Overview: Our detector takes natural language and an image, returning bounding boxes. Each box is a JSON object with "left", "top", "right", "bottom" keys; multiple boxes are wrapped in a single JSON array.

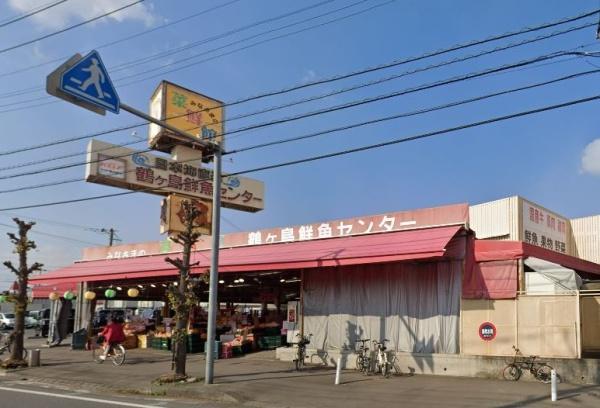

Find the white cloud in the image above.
[
  {"left": 7, "top": 0, "right": 156, "bottom": 30},
  {"left": 581, "top": 138, "right": 600, "bottom": 176}
]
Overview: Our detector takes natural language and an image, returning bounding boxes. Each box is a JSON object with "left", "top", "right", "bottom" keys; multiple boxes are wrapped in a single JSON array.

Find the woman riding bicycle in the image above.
[{"left": 98, "top": 315, "right": 125, "bottom": 361}]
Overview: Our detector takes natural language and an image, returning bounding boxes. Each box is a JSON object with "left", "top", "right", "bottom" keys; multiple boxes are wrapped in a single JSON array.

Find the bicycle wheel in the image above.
[
  {"left": 534, "top": 364, "right": 553, "bottom": 383},
  {"left": 356, "top": 355, "right": 364, "bottom": 372},
  {"left": 92, "top": 346, "right": 104, "bottom": 364},
  {"left": 111, "top": 345, "right": 126, "bottom": 366},
  {"left": 382, "top": 362, "right": 391, "bottom": 378},
  {"left": 503, "top": 364, "right": 521, "bottom": 381}
]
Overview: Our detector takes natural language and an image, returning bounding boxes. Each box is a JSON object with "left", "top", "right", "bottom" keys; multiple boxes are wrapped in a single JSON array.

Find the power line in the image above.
[
  {"left": 0, "top": 0, "right": 369, "bottom": 102},
  {"left": 135, "top": 7, "right": 599, "bottom": 109},
  {"left": 0, "top": 48, "right": 596, "bottom": 182},
  {"left": 0, "top": 138, "right": 144, "bottom": 172},
  {"left": 1, "top": 93, "right": 599, "bottom": 212},
  {"left": 0, "top": 0, "right": 242, "bottom": 79},
  {"left": 2, "top": 67, "right": 599, "bottom": 195},
  {"left": 0, "top": 222, "right": 104, "bottom": 246},
  {"left": 0, "top": 0, "right": 145, "bottom": 55},
  {"left": 2, "top": 2, "right": 594, "bottom": 114},
  {"left": 0, "top": 212, "right": 102, "bottom": 232},
  {"left": 0, "top": 0, "right": 68, "bottom": 29},
  {"left": 0, "top": 7, "right": 596, "bottom": 155},
  {"left": 4, "top": 20, "right": 588, "bottom": 172}
]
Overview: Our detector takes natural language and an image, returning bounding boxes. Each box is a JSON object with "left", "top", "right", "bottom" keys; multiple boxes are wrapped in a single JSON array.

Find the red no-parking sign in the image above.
[{"left": 478, "top": 322, "right": 497, "bottom": 341}]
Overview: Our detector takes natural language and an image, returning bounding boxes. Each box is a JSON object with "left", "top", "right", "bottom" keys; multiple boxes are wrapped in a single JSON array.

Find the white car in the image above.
[
  {"left": 0, "top": 313, "right": 15, "bottom": 330},
  {"left": 25, "top": 315, "right": 38, "bottom": 329}
]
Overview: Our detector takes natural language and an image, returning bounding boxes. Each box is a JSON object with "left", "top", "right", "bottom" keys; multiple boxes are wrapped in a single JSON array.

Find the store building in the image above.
[{"left": 28, "top": 197, "right": 600, "bottom": 374}]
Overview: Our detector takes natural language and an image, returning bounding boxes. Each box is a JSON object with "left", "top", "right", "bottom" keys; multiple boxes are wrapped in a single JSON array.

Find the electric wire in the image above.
[
  {"left": 1, "top": 4, "right": 595, "bottom": 113},
  {"left": 0, "top": 0, "right": 242, "bottom": 79},
  {"left": 0, "top": 0, "right": 334, "bottom": 97},
  {"left": 5, "top": 19, "right": 590, "bottom": 170},
  {"left": 0, "top": 0, "right": 145, "bottom": 55},
  {"left": 1, "top": 93, "right": 599, "bottom": 211},
  {"left": 1, "top": 67, "right": 598, "bottom": 195},
  {"left": 0, "top": 48, "right": 597, "bottom": 182},
  {"left": 0, "top": 0, "right": 68, "bottom": 29},
  {"left": 0, "top": 222, "right": 104, "bottom": 246}
]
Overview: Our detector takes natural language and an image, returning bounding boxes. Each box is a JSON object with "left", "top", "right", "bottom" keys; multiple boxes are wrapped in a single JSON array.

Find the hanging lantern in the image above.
[
  {"left": 104, "top": 289, "right": 116, "bottom": 299},
  {"left": 84, "top": 291, "right": 96, "bottom": 301},
  {"left": 48, "top": 292, "right": 60, "bottom": 301},
  {"left": 63, "top": 291, "right": 75, "bottom": 300},
  {"left": 0, "top": 295, "right": 6, "bottom": 303},
  {"left": 127, "top": 288, "right": 139, "bottom": 298}
]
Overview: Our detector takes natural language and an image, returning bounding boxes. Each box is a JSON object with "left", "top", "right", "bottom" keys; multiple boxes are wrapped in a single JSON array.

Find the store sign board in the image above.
[
  {"left": 148, "top": 81, "right": 224, "bottom": 153},
  {"left": 80, "top": 203, "right": 469, "bottom": 261},
  {"left": 160, "top": 194, "right": 212, "bottom": 236},
  {"left": 85, "top": 139, "right": 264, "bottom": 212},
  {"left": 521, "top": 199, "right": 568, "bottom": 254}
]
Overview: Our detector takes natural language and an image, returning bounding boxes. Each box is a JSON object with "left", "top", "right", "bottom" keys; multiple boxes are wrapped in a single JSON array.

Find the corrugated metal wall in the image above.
[
  {"left": 468, "top": 196, "right": 520, "bottom": 240},
  {"left": 570, "top": 215, "right": 600, "bottom": 264}
]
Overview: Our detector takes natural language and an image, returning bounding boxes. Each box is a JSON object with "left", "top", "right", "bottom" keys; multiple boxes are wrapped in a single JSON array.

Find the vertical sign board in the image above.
[
  {"left": 149, "top": 81, "right": 225, "bottom": 156},
  {"left": 160, "top": 194, "right": 212, "bottom": 236},
  {"left": 521, "top": 199, "right": 569, "bottom": 254}
]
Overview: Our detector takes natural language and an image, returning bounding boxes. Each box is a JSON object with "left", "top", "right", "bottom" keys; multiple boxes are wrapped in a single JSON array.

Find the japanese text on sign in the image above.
[{"left": 522, "top": 200, "right": 568, "bottom": 254}]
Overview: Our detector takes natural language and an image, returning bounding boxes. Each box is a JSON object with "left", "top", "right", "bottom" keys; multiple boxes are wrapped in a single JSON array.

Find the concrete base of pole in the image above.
[
  {"left": 551, "top": 369, "right": 557, "bottom": 402},
  {"left": 28, "top": 349, "right": 41, "bottom": 367}
]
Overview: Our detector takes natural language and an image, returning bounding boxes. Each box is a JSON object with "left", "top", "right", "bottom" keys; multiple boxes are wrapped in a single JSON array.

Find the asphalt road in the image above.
[{"left": 0, "top": 383, "right": 218, "bottom": 408}]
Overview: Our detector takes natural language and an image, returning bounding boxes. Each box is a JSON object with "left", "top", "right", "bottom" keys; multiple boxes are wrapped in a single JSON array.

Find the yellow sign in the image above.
[
  {"left": 149, "top": 81, "right": 224, "bottom": 154},
  {"left": 160, "top": 194, "right": 212, "bottom": 236}
]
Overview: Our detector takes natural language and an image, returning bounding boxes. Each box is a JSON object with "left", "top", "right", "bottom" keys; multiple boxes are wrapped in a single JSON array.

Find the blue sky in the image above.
[{"left": 1, "top": 0, "right": 600, "bottom": 285}]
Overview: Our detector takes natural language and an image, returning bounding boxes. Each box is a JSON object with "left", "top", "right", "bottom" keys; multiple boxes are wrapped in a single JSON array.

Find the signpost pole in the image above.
[{"left": 205, "top": 147, "right": 222, "bottom": 384}]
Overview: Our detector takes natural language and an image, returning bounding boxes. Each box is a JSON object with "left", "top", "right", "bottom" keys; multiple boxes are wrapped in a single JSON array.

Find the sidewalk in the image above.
[{"left": 1, "top": 336, "right": 599, "bottom": 407}]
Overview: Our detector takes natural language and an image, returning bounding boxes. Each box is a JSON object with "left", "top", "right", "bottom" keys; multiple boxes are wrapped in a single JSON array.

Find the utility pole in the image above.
[{"left": 100, "top": 228, "right": 120, "bottom": 246}]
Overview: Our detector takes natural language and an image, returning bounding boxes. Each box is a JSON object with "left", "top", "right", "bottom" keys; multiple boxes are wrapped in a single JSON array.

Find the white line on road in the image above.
[{"left": 0, "top": 385, "right": 161, "bottom": 407}]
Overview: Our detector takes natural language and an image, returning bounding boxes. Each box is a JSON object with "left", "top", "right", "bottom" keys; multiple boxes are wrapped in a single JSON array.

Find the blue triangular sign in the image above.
[{"left": 60, "top": 50, "right": 120, "bottom": 114}]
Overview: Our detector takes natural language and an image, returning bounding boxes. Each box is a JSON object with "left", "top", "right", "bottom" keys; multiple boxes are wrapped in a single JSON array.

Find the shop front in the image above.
[{"left": 30, "top": 204, "right": 470, "bottom": 358}]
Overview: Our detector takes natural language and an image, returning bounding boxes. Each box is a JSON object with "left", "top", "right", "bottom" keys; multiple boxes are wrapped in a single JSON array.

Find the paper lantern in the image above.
[
  {"left": 127, "top": 288, "right": 139, "bottom": 298},
  {"left": 84, "top": 291, "right": 96, "bottom": 301},
  {"left": 104, "top": 289, "right": 116, "bottom": 299},
  {"left": 0, "top": 295, "right": 6, "bottom": 303},
  {"left": 48, "top": 292, "right": 60, "bottom": 301},
  {"left": 63, "top": 291, "right": 75, "bottom": 300}
]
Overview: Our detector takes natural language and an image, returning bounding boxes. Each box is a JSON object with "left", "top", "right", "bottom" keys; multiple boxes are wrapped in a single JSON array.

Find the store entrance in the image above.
[{"left": 86, "top": 270, "right": 302, "bottom": 358}]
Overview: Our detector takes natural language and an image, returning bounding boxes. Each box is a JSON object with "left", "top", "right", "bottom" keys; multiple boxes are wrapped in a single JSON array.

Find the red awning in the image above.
[
  {"left": 474, "top": 240, "right": 600, "bottom": 275},
  {"left": 30, "top": 225, "right": 463, "bottom": 285}
]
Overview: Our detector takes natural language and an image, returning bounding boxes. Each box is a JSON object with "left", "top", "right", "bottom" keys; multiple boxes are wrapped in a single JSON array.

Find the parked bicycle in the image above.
[
  {"left": 92, "top": 336, "right": 126, "bottom": 366},
  {"left": 503, "top": 345, "right": 554, "bottom": 383},
  {"left": 293, "top": 333, "right": 312, "bottom": 371},
  {"left": 355, "top": 339, "right": 371, "bottom": 375},
  {"left": 0, "top": 332, "right": 28, "bottom": 359},
  {"left": 373, "top": 339, "right": 392, "bottom": 378}
]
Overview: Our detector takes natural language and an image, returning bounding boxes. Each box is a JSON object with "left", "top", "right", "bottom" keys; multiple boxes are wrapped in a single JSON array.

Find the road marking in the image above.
[{"left": 0, "top": 386, "right": 161, "bottom": 407}]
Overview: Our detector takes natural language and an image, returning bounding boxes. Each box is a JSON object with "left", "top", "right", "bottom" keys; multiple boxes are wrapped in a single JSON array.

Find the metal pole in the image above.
[
  {"left": 205, "top": 147, "right": 222, "bottom": 384},
  {"left": 109, "top": 228, "right": 114, "bottom": 246},
  {"left": 335, "top": 357, "right": 342, "bottom": 385}
]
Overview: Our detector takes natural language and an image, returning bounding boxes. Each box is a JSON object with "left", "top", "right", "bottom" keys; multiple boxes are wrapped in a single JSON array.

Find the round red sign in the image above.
[{"left": 478, "top": 322, "right": 497, "bottom": 341}]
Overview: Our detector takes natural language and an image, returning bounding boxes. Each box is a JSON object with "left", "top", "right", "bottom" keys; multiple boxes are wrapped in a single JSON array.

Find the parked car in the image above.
[
  {"left": 24, "top": 312, "right": 38, "bottom": 328},
  {"left": 0, "top": 313, "right": 15, "bottom": 330}
]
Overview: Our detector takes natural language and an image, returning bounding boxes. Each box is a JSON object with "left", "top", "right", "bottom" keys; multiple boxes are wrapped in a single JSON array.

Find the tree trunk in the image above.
[
  {"left": 10, "top": 272, "right": 27, "bottom": 362},
  {"left": 174, "top": 239, "right": 191, "bottom": 378}
]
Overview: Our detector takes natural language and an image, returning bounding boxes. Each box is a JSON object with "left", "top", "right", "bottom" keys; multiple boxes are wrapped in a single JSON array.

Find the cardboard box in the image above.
[
  {"left": 123, "top": 334, "right": 138, "bottom": 349},
  {"left": 137, "top": 334, "right": 154, "bottom": 349}
]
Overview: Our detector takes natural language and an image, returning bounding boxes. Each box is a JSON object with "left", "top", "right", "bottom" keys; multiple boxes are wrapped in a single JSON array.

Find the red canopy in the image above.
[
  {"left": 474, "top": 240, "right": 600, "bottom": 275},
  {"left": 30, "top": 225, "right": 464, "bottom": 286}
]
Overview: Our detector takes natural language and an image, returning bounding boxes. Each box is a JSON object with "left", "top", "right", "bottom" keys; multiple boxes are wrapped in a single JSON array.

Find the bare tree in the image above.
[
  {"left": 2, "top": 218, "right": 43, "bottom": 367},
  {"left": 164, "top": 201, "right": 203, "bottom": 380}
]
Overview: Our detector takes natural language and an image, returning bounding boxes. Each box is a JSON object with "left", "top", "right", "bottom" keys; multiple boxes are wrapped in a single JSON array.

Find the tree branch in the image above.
[
  {"left": 3, "top": 261, "right": 18, "bottom": 274},
  {"left": 27, "top": 262, "right": 43, "bottom": 274},
  {"left": 165, "top": 257, "right": 184, "bottom": 271}
]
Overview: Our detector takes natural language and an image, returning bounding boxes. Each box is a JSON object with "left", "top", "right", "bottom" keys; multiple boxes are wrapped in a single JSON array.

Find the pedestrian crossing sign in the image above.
[{"left": 59, "top": 50, "right": 120, "bottom": 114}]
